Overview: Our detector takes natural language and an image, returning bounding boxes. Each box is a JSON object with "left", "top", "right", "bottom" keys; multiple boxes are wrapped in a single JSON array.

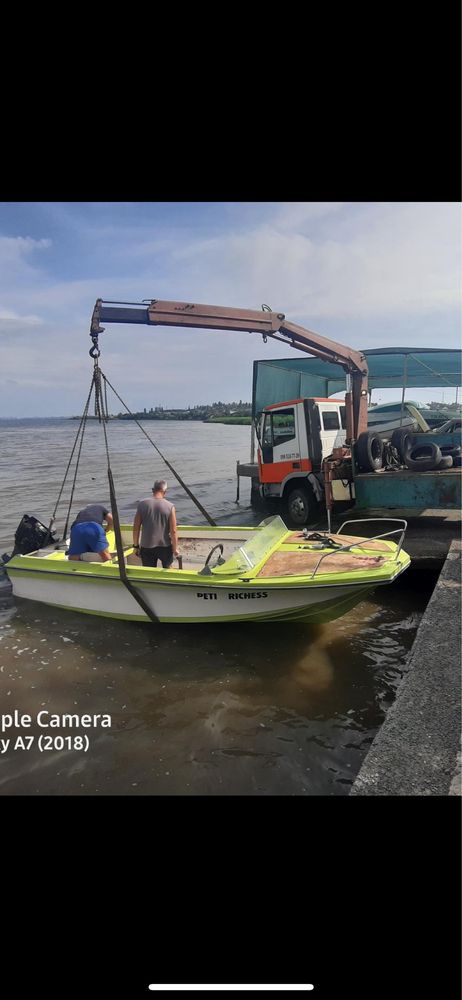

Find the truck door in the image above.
[
  {"left": 259, "top": 405, "right": 305, "bottom": 483},
  {"left": 317, "top": 403, "right": 347, "bottom": 458}
]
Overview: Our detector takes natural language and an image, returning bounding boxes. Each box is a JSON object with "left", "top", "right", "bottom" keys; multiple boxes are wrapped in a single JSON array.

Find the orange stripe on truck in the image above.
[{"left": 259, "top": 459, "right": 312, "bottom": 483}]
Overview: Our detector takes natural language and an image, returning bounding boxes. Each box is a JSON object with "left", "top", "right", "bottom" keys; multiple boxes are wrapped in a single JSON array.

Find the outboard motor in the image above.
[{"left": 8, "top": 514, "right": 59, "bottom": 558}]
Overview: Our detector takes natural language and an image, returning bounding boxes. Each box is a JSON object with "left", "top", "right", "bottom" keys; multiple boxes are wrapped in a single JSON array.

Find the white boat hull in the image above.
[{"left": 10, "top": 568, "right": 375, "bottom": 624}]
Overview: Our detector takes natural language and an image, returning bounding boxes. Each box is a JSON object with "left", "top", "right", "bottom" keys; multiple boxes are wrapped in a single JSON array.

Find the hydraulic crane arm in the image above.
[{"left": 90, "top": 298, "right": 369, "bottom": 439}]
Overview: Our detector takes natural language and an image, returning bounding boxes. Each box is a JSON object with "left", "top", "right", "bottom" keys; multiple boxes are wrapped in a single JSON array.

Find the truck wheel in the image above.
[
  {"left": 283, "top": 485, "right": 316, "bottom": 527},
  {"left": 250, "top": 483, "right": 265, "bottom": 510}
]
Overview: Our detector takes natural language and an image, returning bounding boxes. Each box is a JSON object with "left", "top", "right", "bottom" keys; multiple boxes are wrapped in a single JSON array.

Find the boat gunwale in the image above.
[
  {"left": 6, "top": 518, "right": 410, "bottom": 589},
  {"left": 6, "top": 554, "right": 410, "bottom": 589}
]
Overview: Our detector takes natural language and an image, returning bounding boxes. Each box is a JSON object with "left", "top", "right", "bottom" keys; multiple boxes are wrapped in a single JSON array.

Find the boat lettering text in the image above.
[
  {"left": 195, "top": 592, "right": 269, "bottom": 601},
  {"left": 228, "top": 592, "right": 268, "bottom": 599}
]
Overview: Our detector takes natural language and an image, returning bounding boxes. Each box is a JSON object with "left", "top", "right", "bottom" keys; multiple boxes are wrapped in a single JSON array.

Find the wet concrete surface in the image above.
[{"left": 351, "top": 540, "right": 461, "bottom": 795}]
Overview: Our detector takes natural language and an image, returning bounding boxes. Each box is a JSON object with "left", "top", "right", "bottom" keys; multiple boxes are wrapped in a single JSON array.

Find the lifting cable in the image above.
[
  {"left": 43, "top": 376, "right": 96, "bottom": 546},
  {"left": 93, "top": 360, "right": 160, "bottom": 624},
  {"left": 62, "top": 377, "right": 96, "bottom": 540},
  {"left": 50, "top": 348, "right": 218, "bottom": 624}
]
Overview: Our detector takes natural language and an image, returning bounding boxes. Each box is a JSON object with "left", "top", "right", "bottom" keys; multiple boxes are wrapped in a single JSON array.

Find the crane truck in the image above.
[{"left": 90, "top": 298, "right": 369, "bottom": 525}]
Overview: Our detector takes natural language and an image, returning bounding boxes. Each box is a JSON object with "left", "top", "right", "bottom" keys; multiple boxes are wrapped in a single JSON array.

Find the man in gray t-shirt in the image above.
[{"left": 132, "top": 480, "right": 179, "bottom": 568}]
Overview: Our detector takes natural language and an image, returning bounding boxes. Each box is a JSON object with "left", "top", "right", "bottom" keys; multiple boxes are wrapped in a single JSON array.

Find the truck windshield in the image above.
[{"left": 215, "top": 516, "right": 289, "bottom": 575}]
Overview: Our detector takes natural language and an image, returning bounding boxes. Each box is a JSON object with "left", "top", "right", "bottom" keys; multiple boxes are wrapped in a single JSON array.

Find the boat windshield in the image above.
[{"left": 215, "top": 515, "right": 289, "bottom": 575}]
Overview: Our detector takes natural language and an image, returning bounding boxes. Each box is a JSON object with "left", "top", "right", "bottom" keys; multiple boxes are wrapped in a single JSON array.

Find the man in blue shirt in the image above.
[{"left": 67, "top": 503, "right": 113, "bottom": 562}]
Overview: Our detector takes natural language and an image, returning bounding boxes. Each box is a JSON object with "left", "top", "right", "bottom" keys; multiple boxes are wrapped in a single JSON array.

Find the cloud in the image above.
[
  {"left": 0, "top": 202, "right": 459, "bottom": 416},
  {"left": 0, "top": 235, "right": 51, "bottom": 258},
  {"left": 162, "top": 202, "right": 461, "bottom": 319},
  {"left": 0, "top": 235, "right": 51, "bottom": 281},
  {"left": 272, "top": 202, "right": 345, "bottom": 229},
  {"left": 0, "top": 309, "right": 43, "bottom": 326}
]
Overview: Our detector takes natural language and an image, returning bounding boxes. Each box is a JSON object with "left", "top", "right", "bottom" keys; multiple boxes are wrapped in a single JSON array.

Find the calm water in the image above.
[{"left": 0, "top": 418, "right": 432, "bottom": 795}]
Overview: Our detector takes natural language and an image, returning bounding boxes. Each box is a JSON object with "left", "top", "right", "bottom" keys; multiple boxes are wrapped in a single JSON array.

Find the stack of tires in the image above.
[{"left": 356, "top": 428, "right": 462, "bottom": 473}]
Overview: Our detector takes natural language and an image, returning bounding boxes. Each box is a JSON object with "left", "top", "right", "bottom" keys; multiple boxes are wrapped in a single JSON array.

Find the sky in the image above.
[{"left": 0, "top": 201, "right": 460, "bottom": 417}]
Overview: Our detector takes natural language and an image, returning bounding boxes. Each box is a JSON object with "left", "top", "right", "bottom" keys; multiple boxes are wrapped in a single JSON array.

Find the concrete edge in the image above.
[{"left": 350, "top": 539, "right": 462, "bottom": 796}]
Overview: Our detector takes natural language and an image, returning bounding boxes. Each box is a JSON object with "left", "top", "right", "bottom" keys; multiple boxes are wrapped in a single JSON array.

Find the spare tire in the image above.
[
  {"left": 405, "top": 442, "right": 442, "bottom": 471},
  {"left": 356, "top": 431, "right": 384, "bottom": 471},
  {"left": 391, "top": 426, "right": 415, "bottom": 461}
]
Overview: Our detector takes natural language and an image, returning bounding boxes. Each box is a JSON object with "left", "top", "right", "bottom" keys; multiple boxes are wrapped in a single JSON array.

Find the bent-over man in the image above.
[
  {"left": 133, "top": 480, "right": 179, "bottom": 568},
  {"left": 67, "top": 502, "right": 113, "bottom": 562}
]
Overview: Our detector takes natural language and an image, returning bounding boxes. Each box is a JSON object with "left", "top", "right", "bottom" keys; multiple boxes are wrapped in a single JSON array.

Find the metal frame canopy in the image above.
[{"left": 252, "top": 347, "right": 462, "bottom": 417}]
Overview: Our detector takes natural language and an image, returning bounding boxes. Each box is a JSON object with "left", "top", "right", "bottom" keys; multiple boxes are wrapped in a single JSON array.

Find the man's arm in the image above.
[
  {"left": 99, "top": 548, "right": 112, "bottom": 562},
  {"left": 105, "top": 512, "right": 114, "bottom": 530},
  {"left": 169, "top": 507, "right": 179, "bottom": 557},
  {"left": 133, "top": 510, "right": 142, "bottom": 547}
]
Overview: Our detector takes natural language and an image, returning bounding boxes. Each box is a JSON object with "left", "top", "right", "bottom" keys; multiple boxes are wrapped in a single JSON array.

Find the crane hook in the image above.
[{"left": 89, "top": 334, "right": 100, "bottom": 359}]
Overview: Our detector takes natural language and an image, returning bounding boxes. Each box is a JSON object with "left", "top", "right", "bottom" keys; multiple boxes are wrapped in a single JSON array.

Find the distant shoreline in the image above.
[{"left": 68, "top": 414, "right": 253, "bottom": 425}]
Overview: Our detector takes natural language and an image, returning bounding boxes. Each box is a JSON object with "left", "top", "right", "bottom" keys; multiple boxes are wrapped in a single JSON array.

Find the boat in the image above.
[
  {"left": 5, "top": 515, "right": 410, "bottom": 624},
  {"left": 368, "top": 399, "right": 461, "bottom": 434},
  {"left": 367, "top": 400, "right": 430, "bottom": 436},
  {"left": 4, "top": 298, "right": 414, "bottom": 624}
]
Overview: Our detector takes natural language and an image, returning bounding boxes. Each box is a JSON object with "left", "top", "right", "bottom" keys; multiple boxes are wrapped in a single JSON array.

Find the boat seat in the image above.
[
  {"left": 33, "top": 549, "right": 63, "bottom": 559},
  {"left": 76, "top": 546, "right": 136, "bottom": 563}
]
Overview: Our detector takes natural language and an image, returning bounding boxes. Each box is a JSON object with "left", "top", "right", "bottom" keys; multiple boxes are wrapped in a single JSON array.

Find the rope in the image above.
[
  {"left": 62, "top": 372, "right": 96, "bottom": 540},
  {"left": 101, "top": 371, "right": 218, "bottom": 527},
  {"left": 45, "top": 352, "right": 215, "bottom": 624},
  {"left": 43, "top": 375, "right": 95, "bottom": 546},
  {"left": 303, "top": 532, "right": 342, "bottom": 549},
  {"left": 107, "top": 469, "right": 160, "bottom": 624},
  {"left": 94, "top": 371, "right": 160, "bottom": 624}
]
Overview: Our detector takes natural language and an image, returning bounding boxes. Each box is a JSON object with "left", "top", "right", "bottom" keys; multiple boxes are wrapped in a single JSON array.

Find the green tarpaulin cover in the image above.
[{"left": 252, "top": 348, "right": 462, "bottom": 417}]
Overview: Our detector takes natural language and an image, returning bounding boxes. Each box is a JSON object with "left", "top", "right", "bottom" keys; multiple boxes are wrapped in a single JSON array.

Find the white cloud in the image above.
[
  {"left": 0, "top": 202, "right": 460, "bottom": 416},
  {"left": 0, "top": 235, "right": 51, "bottom": 258},
  {"left": 162, "top": 202, "right": 461, "bottom": 319},
  {"left": 272, "top": 202, "right": 345, "bottom": 229}
]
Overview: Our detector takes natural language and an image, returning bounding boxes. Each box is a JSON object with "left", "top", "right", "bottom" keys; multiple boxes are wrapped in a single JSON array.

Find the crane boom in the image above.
[{"left": 90, "top": 298, "right": 369, "bottom": 440}]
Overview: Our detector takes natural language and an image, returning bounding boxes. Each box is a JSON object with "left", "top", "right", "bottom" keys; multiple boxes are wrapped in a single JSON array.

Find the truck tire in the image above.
[
  {"left": 250, "top": 482, "right": 266, "bottom": 510},
  {"left": 356, "top": 431, "right": 384, "bottom": 472},
  {"left": 391, "top": 427, "right": 415, "bottom": 461},
  {"left": 283, "top": 484, "right": 317, "bottom": 527},
  {"left": 405, "top": 442, "right": 442, "bottom": 471}
]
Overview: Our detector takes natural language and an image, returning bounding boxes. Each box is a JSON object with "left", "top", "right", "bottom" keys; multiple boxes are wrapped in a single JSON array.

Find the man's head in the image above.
[{"left": 152, "top": 479, "right": 168, "bottom": 496}]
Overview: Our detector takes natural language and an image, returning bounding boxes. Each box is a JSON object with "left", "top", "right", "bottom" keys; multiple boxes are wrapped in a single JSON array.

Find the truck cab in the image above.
[{"left": 257, "top": 397, "right": 348, "bottom": 525}]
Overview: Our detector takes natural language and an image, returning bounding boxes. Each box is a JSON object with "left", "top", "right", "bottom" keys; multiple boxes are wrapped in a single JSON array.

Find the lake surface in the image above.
[{"left": 0, "top": 418, "right": 433, "bottom": 795}]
